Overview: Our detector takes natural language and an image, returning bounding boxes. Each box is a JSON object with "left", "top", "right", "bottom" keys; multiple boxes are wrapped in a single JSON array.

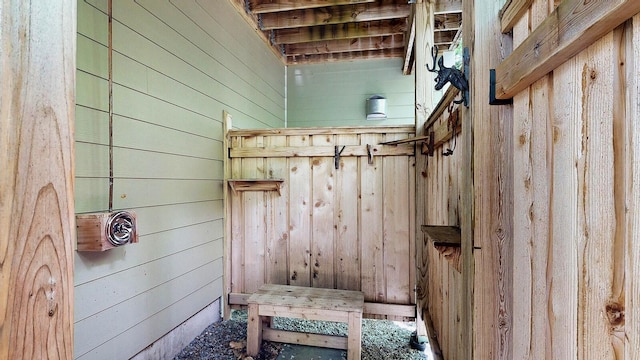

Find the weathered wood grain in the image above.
[
  {"left": 288, "top": 135, "right": 312, "bottom": 287},
  {"left": 494, "top": 0, "right": 640, "bottom": 99},
  {"left": 468, "top": 0, "right": 514, "bottom": 358},
  {"left": 0, "top": 0, "right": 76, "bottom": 358},
  {"left": 311, "top": 134, "right": 335, "bottom": 289}
]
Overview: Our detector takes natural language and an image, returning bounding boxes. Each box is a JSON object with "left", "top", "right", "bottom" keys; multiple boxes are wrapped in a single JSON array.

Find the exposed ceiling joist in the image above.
[
  {"left": 249, "top": 0, "right": 376, "bottom": 14},
  {"left": 229, "top": 0, "right": 463, "bottom": 66},
  {"left": 273, "top": 19, "right": 407, "bottom": 44},
  {"left": 259, "top": 3, "right": 410, "bottom": 30}
]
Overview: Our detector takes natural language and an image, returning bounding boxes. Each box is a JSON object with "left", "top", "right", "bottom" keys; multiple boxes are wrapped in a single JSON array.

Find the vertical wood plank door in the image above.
[
  {"left": 0, "top": 0, "right": 76, "bottom": 359},
  {"left": 226, "top": 127, "right": 416, "bottom": 309}
]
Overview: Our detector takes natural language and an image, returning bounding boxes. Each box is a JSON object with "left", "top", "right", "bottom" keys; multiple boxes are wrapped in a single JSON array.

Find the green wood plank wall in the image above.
[
  {"left": 287, "top": 59, "right": 415, "bottom": 127},
  {"left": 74, "top": 0, "right": 285, "bottom": 359}
]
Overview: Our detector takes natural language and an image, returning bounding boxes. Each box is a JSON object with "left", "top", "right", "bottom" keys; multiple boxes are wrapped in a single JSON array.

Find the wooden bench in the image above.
[{"left": 246, "top": 284, "right": 364, "bottom": 360}]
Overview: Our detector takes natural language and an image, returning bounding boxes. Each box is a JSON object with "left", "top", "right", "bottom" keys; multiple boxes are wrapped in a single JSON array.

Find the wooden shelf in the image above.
[
  {"left": 422, "top": 225, "right": 461, "bottom": 272},
  {"left": 228, "top": 179, "right": 284, "bottom": 195}
]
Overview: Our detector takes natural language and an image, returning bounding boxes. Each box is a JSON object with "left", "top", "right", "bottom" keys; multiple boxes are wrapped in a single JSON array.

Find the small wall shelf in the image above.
[
  {"left": 227, "top": 179, "right": 284, "bottom": 196},
  {"left": 422, "top": 225, "right": 461, "bottom": 272}
]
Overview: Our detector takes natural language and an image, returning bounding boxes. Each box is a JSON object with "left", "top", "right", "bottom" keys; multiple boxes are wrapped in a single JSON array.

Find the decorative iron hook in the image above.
[{"left": 426, "top": 45, "right": 469, "bottom": 106}]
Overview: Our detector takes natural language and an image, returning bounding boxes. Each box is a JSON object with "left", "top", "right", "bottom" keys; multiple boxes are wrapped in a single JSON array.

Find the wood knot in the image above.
[{"left": 605, "top": 302, "right": 624, "bottom": 327}]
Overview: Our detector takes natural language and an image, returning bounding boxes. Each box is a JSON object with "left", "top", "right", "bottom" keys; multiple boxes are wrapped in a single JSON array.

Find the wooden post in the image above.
[
  {"left": 0, "top": 0, "right": 76, "bottom": 359},
  {"left": 414, "top": 0, "right": 435, "bottom": 340},
  {"left": 223, "top": 110, "right": 232, "bottom": 319},
  {"left": 465, "top": 0, "right": 514, "bottom": 359}
]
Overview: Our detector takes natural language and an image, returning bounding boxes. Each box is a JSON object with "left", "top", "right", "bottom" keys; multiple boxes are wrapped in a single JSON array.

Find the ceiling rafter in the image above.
[
  {"left": 229, "top": 0, "right": 462, "bottom": 65},
  {"left": 249, "top": 0, "right": 376, "bottom": 14},
  {"left": 284, "top": 34, "right": 404, "bottom": 56},
  {"left": 273, "top": 19, "right": 407, "bottom": 44},
  {"left": 259, "top": 3, "right": 410, "bottom": 30}
]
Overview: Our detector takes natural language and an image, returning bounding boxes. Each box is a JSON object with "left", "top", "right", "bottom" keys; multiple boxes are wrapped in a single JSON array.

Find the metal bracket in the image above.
[
  {"left": 462, "top": 47, "right": 470, "bottom": 107},
  {"left": 420, "top": 132, "right": 435, "bottom": 156},
  {"left": 489, "top": 69, "right": 513, "bottom": 105}
]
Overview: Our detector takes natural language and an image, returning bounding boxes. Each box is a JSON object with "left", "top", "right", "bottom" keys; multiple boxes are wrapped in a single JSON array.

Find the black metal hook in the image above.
[
  {"left": 334, "top": 145, "right": 346, "bottom": 169},
  {"left": 426, "top": 45, "right": 469, "bottom": 107}
]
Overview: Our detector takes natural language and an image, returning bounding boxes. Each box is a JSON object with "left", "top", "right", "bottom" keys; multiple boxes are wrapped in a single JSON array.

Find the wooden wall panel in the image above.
[
  {"left": 626, "top": 15, "right": 640, "bottom": 358},
  {"left": 311, "top": 134, "right": 336, "bottom": 288},
  {"left": 0, "top": 1, "right": 76, "bottom": 358},
  {"left": 416, "top": 99, "right": 464, "bottom": 360},
  {"left": 335, "top": 134, "right": 361, "bottom": 291},
  {"left": 359, "top": 133, "right": 386, "bottom": 303},
  {"left": 227, "top": 127, "right": 416, "bottom": 314},
  {"left": 287, "top": 135, "right": 312, "bottom": 287},
  {"left": 474, "top": 0, "right": 639, "bottom": 359}
]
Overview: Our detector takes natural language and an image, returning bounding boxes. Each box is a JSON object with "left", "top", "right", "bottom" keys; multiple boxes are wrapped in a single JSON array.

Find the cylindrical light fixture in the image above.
[{"left": 366, "top": 95, "right": 387, "bottom": 120}]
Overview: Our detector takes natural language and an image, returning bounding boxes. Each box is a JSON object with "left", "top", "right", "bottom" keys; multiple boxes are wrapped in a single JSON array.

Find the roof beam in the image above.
[
  {"left": 273, "top": 19, "right": 407, "bottom": 44},
  {"left": 287, "top": 47, "right": 405, "bottom": 65},
  {"left": 284, "top": 34, "right": 404, "bottom": 56},
  {"left": 260, "top": 3, "right": 410, "bottom": 30},
  {"left": 435, "top": 0, "right": 462, "bottom": 14},
  {"left": 250, "top": 0, "right": 375, "bottom": 14}
]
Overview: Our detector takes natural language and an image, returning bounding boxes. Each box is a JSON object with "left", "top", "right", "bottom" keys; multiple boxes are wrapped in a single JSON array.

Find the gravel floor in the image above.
[{"left": 173, "top": 311, "right": 430, "bottom": 360}]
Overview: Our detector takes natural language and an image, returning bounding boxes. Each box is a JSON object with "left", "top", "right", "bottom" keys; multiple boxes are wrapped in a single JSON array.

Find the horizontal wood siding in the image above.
[
  {"left": 287, "top": 59, "right": 415, "bottom": 127},
  {"left": 74, "top": 0, "right": 284, "bottom": 359},
  {"left": 227, "top": 127, "right": 416, "bottom": 317}
]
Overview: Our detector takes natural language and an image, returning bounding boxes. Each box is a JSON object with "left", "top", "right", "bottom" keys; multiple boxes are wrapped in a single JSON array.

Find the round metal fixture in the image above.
[{"left": 106, "top": 211, "right": 136, "bottom": 246}]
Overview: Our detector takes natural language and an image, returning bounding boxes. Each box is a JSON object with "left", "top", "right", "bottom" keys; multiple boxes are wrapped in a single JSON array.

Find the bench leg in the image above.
[
  {"left": 247, "top": 304, "right": 262, "bottom": 356},
  {"left": 347, "top": 312, "right": 362, "bottom": 360}
]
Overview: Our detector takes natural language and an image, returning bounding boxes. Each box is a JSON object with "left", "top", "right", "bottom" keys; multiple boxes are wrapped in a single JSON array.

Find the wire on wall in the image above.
[{"left": 108, "top": 0, "right": 114, "bottom": 212}]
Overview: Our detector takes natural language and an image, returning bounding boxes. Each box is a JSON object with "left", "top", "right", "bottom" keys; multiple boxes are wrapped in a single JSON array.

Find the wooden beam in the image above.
[
  {"left": 229, "top": 144, "right": 414, "bottom": 158},
  {"left": 424, "top": 85, "right": 460, "bottom": 131},
  {"left": 434, "top": 0, "right": 462, "bottom": 14},
  {"left": 228, "top": 125, "right": 415, "bottom": 137},
  {"left": 414, "top": 0, "right": 435, "bottom": 345},
  {"left": 250, "top": 0, "right": 375, "bottom": 14},
  {"left": 494, "top": 0, "right": 640, "bottom": 100},
  {"left": 260, "top": 3, "right": 410, "bottom": 30},
  {"left": 0, "top": 0, "right": 76, "bottom": 358},
  {"left": 274, "top": 19, "right": 407, "bottom": 44},
  {"left": 403, "top": 7, "right": 416, "bottom": 75},
  {"left": 286, "top": 47, "right": 405, "bottom": 64},
  {"left": 283, "top": 34, "right": 404, "bottom": 56},
  {"left": 499, "top": 0, "right": 534, "bottom": 33}
]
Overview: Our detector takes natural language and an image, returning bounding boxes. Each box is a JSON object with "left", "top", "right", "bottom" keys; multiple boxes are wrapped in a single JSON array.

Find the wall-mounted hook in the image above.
[
  {"left": 334, "top": 145, "right": 346, "bottom": 169},
  {"left": 366, "top": 144, "right": 374, "bottom": 165},
  {"left": 427, "top": 45, "right": 469, "bottom": 107}
]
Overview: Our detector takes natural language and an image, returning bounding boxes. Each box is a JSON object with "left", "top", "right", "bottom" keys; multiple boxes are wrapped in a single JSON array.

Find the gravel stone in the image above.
[{"left": 174, "top": 311, "right": 430, "bottom": 360}]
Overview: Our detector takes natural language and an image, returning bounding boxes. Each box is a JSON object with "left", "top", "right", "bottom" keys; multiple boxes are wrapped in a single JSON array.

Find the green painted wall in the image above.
[
  {"left": 287, "top": 59, "right": 415, "bottom": 127},
  {"left": 74, "top": 0, "right": 284, "bottom": 359}
]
